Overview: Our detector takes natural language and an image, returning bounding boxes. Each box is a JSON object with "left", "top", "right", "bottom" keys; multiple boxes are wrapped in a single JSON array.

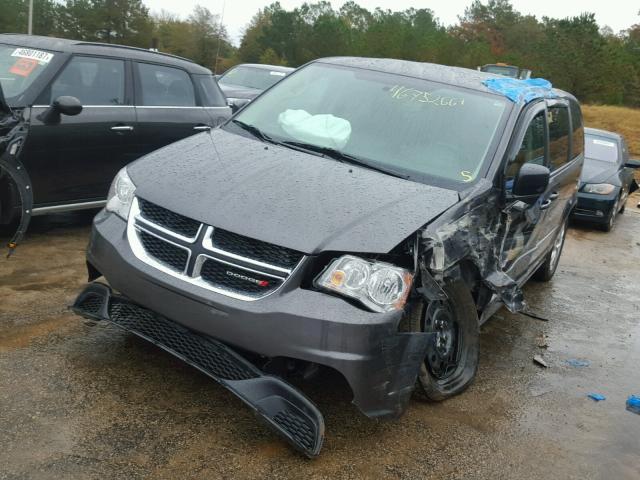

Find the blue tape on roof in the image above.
[{"left": 482, "top": 78, "right": 557, "bottom": 103}]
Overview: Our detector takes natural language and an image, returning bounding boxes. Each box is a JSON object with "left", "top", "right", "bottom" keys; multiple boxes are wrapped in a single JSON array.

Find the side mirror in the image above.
[
  {"left": 510, "top": 163, "right": 550, "bottom": 204},
  {"left": 39, "top": 96, "right": 83, "bottom": 124},
  {"left": 228, "top": 98, "right": 250, "bottom": 113},
  {"left": 625, "top": 159, "right": 640, "bottom": 168}
]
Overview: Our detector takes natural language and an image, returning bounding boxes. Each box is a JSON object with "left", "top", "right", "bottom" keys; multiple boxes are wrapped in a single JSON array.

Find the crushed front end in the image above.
[{"left": 73, "top": 194, "right": 433, "bottom": 456}]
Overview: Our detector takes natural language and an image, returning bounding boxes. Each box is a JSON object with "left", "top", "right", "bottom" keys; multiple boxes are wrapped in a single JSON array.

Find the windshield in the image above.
[
  {"left": 0, "top": 45, "right": 55, "bottom": 103},
  {"left": 219, "top": 66, "right": 289, "bottom": 90},
  {"left": 482, "top": 65, "right": 519, "bottom": 78},
  {"left": 232, "top": 62, "right": 509, "bottom": 186},
  {"left": 585, "top": 134, "right": 618, "bottom": 163}
]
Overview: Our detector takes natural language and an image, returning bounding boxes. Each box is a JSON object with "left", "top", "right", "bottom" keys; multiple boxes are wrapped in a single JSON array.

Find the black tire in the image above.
[
  {"left": 533, "top": 217, "right": 568, "bottom": 281},
  {"left": 600, "top": 196, "right": 620, "bottom": 232},
  {"left": 619, "top": 190, "right": 626, "bottom": 214},
  {"left": 400, "top": 279, "right": 479, "bottom": 401}
]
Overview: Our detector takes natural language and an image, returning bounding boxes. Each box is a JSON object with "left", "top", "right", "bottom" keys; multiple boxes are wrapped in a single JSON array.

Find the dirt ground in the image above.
[{"left": 1, "top": 194, "right": 639, "bottom": 480}]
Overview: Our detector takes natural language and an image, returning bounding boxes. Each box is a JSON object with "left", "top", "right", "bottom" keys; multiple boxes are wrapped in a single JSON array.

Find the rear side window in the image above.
[
  {"left": 547, "top": 106, "right": 570, "bottom": 171},
  {"left": 137, "top": 63, "right": 196, "bottom": 107},
  {"left": 50, "top": 56, "right": 125, "bottom": 105},
  {"left": 194, "top": 74, "right": 226, "bottom": 107},
  {"left": 506, "top": 110, "right": 546, "bottom": 181},
  {"left": 569, "top": 99, "right": 584, "bottom": 158}
]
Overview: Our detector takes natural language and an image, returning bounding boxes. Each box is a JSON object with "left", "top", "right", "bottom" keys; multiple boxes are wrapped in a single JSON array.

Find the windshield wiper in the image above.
[
  {"left": 280, "top": 141, "right": 411, "bottom": 180},
  {"left": 230, "top": 119, "right": 273, "bottom": 143}
]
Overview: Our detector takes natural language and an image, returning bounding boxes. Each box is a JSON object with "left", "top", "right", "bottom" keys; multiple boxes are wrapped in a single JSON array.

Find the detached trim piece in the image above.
[
  {"left": 71, "top": 282, "right": 325, "bottom": 457},
  {"left": 31, "top": 200, "right": 107, "bottom": 216}
]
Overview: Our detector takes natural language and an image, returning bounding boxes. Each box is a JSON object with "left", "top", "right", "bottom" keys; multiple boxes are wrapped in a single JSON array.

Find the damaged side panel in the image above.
[{"left": 417, "top": 179, "right": 526, "bottom": 314}]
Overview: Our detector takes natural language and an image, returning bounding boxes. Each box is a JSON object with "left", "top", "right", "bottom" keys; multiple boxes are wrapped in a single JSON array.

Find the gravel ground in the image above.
[{"left": 1, "top": 193, "right": 639, "bottom": 480}]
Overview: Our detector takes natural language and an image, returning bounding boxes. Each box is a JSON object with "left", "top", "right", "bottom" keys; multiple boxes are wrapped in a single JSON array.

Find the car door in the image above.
[
  {"left": 544, "top": 99, "right": 581, "bottom": 234},
  {"left": 132, "top": 62, "right": 213, "bottom": 157},
  {"left": 499, "top": 102, "right": 554, "bottom": 282},
  {"left": 24, "top": 55, "right": 136, "bottom": 206}
]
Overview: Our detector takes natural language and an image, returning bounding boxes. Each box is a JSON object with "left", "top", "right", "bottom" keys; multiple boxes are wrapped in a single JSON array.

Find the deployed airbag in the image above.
[{"left": 278, "top": 109, "right": 351, "bottom": 149}]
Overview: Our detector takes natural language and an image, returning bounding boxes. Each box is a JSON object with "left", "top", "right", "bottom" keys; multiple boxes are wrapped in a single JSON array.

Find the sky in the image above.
[{"left": 144, "top": 0, "right": 640, "bottom": 45}]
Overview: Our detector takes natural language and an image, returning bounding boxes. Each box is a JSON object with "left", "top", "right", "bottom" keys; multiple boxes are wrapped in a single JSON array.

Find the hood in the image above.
[
  {"left": 219, "top": 84, "right": 262, "bottom": 100},
  {"left": 129, "top": 129, "right": 460, "bottom": 254},
  {"left": 580, "top": 157, "right": 619, "bottom": 185}
]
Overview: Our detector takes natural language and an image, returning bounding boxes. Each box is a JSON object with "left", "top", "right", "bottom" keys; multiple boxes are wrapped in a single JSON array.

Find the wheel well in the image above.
[
  {"left": 444, "top": 260, "right": 491, "bottom": 314},
  {"left": 0, "top": 169, "right": 20, "bottom": 225}
]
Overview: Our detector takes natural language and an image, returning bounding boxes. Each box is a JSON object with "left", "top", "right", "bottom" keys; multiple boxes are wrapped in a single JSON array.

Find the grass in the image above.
[{"left": 581, "top": 105, "right": 640, "bottom": 158}]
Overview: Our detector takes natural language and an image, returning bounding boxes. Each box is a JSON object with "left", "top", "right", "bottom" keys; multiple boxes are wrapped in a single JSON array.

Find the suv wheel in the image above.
[
  {"left": 400, "top": 279, "right": 479, "bottom": 401},
  {"left": 533, "top": 217, "right": 567, "bottom": 281}
]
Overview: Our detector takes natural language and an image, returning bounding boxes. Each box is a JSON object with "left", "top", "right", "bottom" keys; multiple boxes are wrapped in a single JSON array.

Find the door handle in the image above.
[
  {"left": 111, "top": 125, "right": 134, "bottom": 132},
  {"left": 540, "top": 199, "right": 552, "bottom": 210},
  {"left": 193, "top": 125, "right": 211, "bottom": 131},
  {"left": 549, "top": 191, "right": 559, "bottom": 200}
]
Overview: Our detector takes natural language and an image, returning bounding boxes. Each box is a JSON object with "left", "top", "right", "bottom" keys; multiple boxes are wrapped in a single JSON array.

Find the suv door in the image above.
[
  {"left": 499, "top": 103, "right": 553, "bottom": 282},
  {"left": 544, "top": 99, "right": 581, "bottom": 232},
  {"left": 25, "top": 55, "right": 135, "bottom": 205},
  {"left": 132, "top": 62, "right": 214, "bottom": 156}
]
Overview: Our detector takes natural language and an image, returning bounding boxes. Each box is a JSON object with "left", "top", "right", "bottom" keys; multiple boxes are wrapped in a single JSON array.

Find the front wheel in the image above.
[
  {"left": 400, "top": 279, "right": 479, "bottom": 401},
  {"left": 601, "top": 194, "right": 621, "bottom": 232}
]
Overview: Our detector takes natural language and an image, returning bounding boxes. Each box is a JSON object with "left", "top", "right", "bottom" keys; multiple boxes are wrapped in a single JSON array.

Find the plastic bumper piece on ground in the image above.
[{"left": 71, "top": 282, "right": 325, "bottom": 458}]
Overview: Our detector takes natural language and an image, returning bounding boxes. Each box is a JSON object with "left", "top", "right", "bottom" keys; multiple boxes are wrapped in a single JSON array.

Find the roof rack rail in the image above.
[{"left": 74, "top": 41, "right": 194, "bottom": 63}]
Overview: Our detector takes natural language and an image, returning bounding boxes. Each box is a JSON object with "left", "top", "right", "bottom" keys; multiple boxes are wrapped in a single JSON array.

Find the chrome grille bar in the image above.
[{"left": 127, "top": 197, "right": 304, "bottom": 301}]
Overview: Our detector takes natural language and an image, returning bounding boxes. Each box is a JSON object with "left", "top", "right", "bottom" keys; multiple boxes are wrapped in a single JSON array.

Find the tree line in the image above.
[
  {"left": 0, "top": 0, "right": 235, "bottom": 70},
  {"left": 1, "top": 0, "right": 639, "bottom": 106}
]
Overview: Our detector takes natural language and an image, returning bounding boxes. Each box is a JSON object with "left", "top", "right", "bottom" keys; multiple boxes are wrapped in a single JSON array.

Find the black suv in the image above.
[
  {"left": 0, "top": 34, "right": 230, "bottom": 236},
  {"left": 72, "top": 58, "right": 584, "bottom": 457}
]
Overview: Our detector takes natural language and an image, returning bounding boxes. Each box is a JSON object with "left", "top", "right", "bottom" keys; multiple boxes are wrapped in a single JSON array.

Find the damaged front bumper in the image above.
[
  {"left": 73, "top": 282, "right": 325, "bottom": 457},
  {"left": 74, "top": 212, "right": 433, "bottom": 455}
]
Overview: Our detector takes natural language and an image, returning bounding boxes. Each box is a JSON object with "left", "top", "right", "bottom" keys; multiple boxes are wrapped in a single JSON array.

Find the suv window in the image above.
[
  {"left": 137, "top": 63, "right": 196, "bottom": 107},
  {"left": 50, "top": 56, "right": 125, "bottom": 105},
  {"left": 569, "top": 99, "right": 584, "bottom": 158},
  {"left": 0, "top": 45, "right": 56, "bottom": 102},
  {"left": 548, "top": 105, "right": 570, "bottom": 170},
  {"left": 193, "top": 74, "right": 226, "bottom": 107},
  {"left": 506, "top": 110, "right": 546, "bottom": 182}
]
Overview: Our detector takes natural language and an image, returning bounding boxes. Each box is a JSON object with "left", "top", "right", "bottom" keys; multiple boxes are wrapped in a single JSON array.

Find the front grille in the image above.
[
  {"left": 138, "top": 197, "right": 201, "bottom": 238},
  {"left": 109, "top": 298, "right": 258, "bottom": 381},
  {"left": 574, "top": 207, "right": 598, "bottom": 216},
  {"left": 138, "top": 230, "right": 189, "bottom": 272},
  {"left": 199, "top": 259, "right": 283, "bottom": 297},
  {"left": 211, "top": 228, "right": 303, "bottom": 270},
  {"left": 129, "top": 197, "right": 303, "bottom": 300}
]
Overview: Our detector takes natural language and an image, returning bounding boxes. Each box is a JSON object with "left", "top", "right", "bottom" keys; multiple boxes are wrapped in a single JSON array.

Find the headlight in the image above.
[
  {"left": 583, "top": 183, "right": 615, "bottom": 195},
  {"left": 315, "top": 255, "right": 413, "bottom": 312},
  {"left": 105, "top": 167, "right": 136, "bottom": 220}
]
